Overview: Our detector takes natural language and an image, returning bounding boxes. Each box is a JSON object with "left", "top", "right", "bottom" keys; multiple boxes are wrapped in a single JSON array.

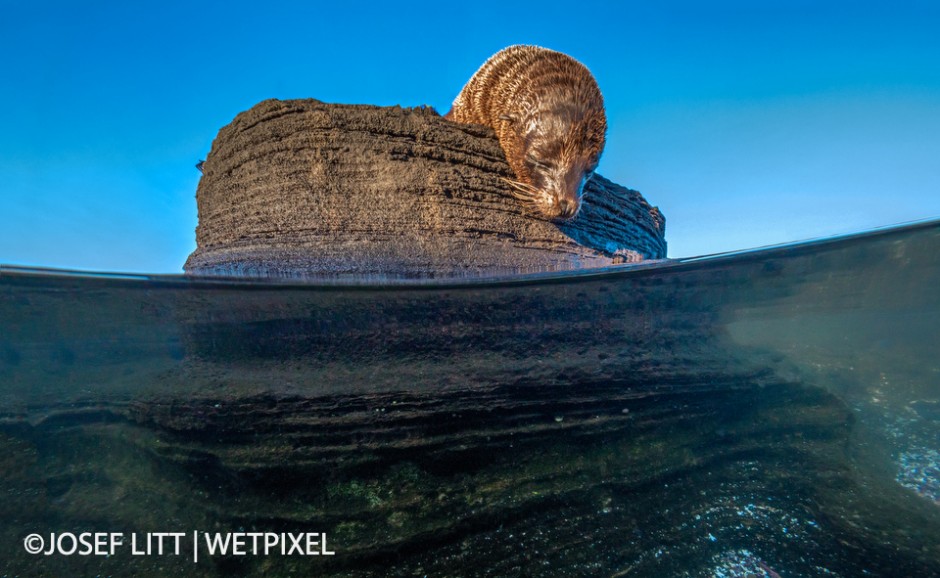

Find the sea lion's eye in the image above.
[{"left": 526, "top": 154, "right": 552, "bottom": 171}]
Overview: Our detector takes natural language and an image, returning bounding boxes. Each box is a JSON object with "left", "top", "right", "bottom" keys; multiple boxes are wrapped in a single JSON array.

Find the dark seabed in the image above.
[{"left": 1, "top": 220, "right": 939, "bottom": 577}]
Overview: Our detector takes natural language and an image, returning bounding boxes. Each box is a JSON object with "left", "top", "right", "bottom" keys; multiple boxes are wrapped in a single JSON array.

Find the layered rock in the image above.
[{"left": 184, "top": 99, "right": 666, "bottom": 279}]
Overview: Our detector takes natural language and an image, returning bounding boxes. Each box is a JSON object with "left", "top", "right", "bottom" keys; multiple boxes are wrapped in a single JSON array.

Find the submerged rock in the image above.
[{"left": 184, "top": 99, "right": 666, "bottom": 279}]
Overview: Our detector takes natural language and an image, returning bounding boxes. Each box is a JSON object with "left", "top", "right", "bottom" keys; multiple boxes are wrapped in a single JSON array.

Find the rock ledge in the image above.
[{"left": 184, "top": 99, "right": 666, "bottom": 279}]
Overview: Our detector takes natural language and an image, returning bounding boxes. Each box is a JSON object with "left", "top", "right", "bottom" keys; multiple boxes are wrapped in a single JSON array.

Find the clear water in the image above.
[{"left": 1, "top": 220, "right": 939, "bottom": 577}]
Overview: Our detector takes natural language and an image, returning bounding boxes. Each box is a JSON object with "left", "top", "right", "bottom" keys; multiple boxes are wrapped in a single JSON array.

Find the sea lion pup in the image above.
[{"left": 445, "top": 45, "right": 607, "bottom": 221}]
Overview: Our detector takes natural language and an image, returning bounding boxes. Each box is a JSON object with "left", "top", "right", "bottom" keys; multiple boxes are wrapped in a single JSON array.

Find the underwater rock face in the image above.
[
  {"left": 2, "top": 221, "right": 940, "bottom": 576},
  {"left": 184, "top": 99, "right": 666, "bottom": 278}
]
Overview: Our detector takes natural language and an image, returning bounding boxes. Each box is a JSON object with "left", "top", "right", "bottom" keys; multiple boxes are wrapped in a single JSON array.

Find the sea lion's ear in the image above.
[{"left": 498, "top": 114, "right": 517, "bottom": 123}]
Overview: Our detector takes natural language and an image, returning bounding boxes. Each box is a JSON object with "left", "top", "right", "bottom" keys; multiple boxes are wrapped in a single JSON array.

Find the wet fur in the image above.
[{"left": 445, "top": 45, "right": 607, "bottom": 220}]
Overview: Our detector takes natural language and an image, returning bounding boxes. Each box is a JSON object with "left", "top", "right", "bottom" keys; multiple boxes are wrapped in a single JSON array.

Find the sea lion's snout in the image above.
[
  {"left": 547, "top": 176, "right": 584, "bottom": 221},
  {"left": 532, "top": 159, "right": 594, "bottom": 221},
  {"left": 559, "top": 166, "right": 595, "bottom": 220},
  {"left": 557, "top": 197, "right": 578, "bottom": 220}
]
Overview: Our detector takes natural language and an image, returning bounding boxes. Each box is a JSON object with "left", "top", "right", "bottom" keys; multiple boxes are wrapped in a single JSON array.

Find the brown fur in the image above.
[{"left": 445, "top": 45, "right": 607, "bottom": 220}]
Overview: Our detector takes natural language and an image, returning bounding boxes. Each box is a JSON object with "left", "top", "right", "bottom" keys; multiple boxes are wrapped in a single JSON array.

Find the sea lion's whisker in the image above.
[
  {"left": 500, "top": 177, "right": 539, "bottom": 199},
  {"left": 506, "top": 188, "right": 537, "bottom": 201},
  {"left": 507, "top": 185, "right": 537, "bottom": 197}
]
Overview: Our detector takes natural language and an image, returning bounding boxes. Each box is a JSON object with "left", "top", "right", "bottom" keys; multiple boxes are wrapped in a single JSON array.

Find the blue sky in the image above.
[{"left": 1, "top": 1, "right": 938, "bottom": 272}]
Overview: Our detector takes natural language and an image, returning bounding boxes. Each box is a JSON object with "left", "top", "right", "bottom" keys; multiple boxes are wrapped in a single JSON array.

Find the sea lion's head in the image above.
[{"left": 502, "top": 100, "right": 607, "bottom": 221}]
